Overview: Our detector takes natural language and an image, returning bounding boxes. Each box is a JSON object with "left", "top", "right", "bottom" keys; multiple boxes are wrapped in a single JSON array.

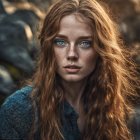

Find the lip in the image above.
[{"left": 63, "top": 65, "right": 81, "bottom": 73}]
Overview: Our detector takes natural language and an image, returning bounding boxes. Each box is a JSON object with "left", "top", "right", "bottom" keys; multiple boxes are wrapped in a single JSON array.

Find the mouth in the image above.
[
  {"left": 64, "top": 65, "right": 81, "bottom": 69},
  {"left": 63, "top": 65, "right": 81, "bottom": 73}
]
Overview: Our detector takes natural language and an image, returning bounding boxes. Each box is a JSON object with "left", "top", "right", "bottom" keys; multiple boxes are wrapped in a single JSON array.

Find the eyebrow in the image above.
[{"left": 55, "top": 34, "right": 93, "bottom": 40}]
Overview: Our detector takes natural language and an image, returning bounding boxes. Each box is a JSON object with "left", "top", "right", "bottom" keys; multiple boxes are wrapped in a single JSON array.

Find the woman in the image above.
[{"left": 0, "top": 0, "right": 139, "bottom": 140}]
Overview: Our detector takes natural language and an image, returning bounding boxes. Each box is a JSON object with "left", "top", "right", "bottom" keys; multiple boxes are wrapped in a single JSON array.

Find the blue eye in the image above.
[
  {"left": 78, "top": 40, "right": 92, "bottom": 48},
  {"left": 54, "top": 39, "right": 68, "bottom": 47}
]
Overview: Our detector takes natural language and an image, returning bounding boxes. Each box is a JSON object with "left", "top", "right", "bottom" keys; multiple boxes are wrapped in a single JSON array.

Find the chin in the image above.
[{"left": 62, "top": 75, "right": 86, "bottom": 83}]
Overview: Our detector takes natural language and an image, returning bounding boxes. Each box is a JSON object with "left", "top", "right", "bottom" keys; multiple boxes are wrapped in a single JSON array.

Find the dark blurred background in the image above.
[{"left": 0, "top": 0, "right": 140, "bottom": 106}]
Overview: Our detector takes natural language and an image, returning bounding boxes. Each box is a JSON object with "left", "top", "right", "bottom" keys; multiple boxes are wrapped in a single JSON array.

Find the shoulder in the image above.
[
  {"left": 0, "top": 86, "right": 34, "bottom": 139},
  {"left": 1, "top": 86, "right": 33, "bottom": 115}
]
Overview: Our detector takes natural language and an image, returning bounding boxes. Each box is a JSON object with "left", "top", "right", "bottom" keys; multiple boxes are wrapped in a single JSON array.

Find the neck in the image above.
[{"left": 61, "top": 79, "right": 87, "bottom": 109}]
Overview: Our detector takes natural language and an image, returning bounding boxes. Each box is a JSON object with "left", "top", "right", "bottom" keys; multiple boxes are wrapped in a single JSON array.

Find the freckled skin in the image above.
[{"left": 54, "top": 14, "right": 97, "bottom": 83}]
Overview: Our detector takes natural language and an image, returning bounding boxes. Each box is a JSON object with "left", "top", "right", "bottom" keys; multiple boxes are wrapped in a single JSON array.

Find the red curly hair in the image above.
[{"left": 29, "top": 0, "right": 139, "bottom": 139}]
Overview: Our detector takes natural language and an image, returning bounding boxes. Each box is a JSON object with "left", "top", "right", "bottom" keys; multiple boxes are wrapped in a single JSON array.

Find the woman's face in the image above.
[{"left": 53, "top": 14, "right": 97, "bottom": 83}]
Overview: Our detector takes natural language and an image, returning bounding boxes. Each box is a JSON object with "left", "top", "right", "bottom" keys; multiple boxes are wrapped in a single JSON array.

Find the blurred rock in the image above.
[
  {"left": 3, "top": 0, "right": 51, "bottom": 11},
  {"left": 0, "top": 0, "right": 7, "bottom": 24},
  {"left": 0, "top": 22, "right": 34, "bottom": 75},
  {"left": 103, "top": 0, "right": 136, "bottom": 20},
  {"left": 2, "top": 9, "right": 40, "bottom": 34},
  {"left": 120, "top": 14, "right": 140, "bottom": 44},
  {"left": 102, "top": 0, "right": 140, "bottom": 45},
  {"left": 0, "top": 0, "right": 42, "bottom": 98},
  {"left": 6, "top": 0, "right": 26, "bottom": 2},
  {"left": 0, "top": 45, "right": 34, "bottom": 75},
  {"left": 0, "top": 0, "right": 6, "bottom": 14},
  {"left": 131, "top": 43, "right": 140, "bottom": 65},
  {"left": 128, "top": 105, "right": 140, "bottom": 140},
  {"left": 0, "top": 65, "right": 16, "bottom": 96}
]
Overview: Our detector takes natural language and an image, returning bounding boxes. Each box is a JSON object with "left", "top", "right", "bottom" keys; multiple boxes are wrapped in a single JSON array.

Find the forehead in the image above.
[{"left": 58, "top": 14, "right": 93, "bottom": 36}]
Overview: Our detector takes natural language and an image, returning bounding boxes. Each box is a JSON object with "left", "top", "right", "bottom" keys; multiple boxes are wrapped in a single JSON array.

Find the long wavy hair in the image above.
[{"left": 29, "top": 0, "right": 139, "bottom": 139}]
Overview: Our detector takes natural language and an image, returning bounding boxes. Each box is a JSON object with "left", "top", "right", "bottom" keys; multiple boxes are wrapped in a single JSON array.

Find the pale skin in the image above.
[{"left": 53, "top": 14, "right": 97, "bottom": 132}]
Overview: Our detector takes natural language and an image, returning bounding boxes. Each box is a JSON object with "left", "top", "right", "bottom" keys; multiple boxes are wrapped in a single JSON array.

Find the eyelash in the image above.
[
  {"left": 53, "top": 38, "right": 92, "bottom": 49},
  {"left": 54, "top": 39, "right": 68, "bottom": 47},
  {"left": 78, "top": 40, "right": 92, "bottom": 48}
]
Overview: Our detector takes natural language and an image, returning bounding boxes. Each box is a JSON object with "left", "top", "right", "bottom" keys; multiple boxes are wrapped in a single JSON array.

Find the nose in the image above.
[{"left": 67, "top": 44, "right": 79, "bottom": 61}]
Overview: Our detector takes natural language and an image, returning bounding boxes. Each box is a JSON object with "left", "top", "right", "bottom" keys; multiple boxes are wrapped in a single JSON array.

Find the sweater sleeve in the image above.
[{"left": 0, "top": 86, "right": 33, "bottom": 139}]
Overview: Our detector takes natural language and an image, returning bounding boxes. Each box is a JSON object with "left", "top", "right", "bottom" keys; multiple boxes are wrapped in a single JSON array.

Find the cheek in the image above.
[
  {"left": 54, "top": 51, "right": 62, "bottom": 65},
  {"left": 85, "top": 54, "right": 97, "bottom": 74},
  {"left": 84, "top": 53, "right": 97, "bottom": 71},
  {"left": 54, "top": 53, "right": 66, "bottom": 72},
  {"left": 54, "top": 48, "right": 66, "bottom": 63}
]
